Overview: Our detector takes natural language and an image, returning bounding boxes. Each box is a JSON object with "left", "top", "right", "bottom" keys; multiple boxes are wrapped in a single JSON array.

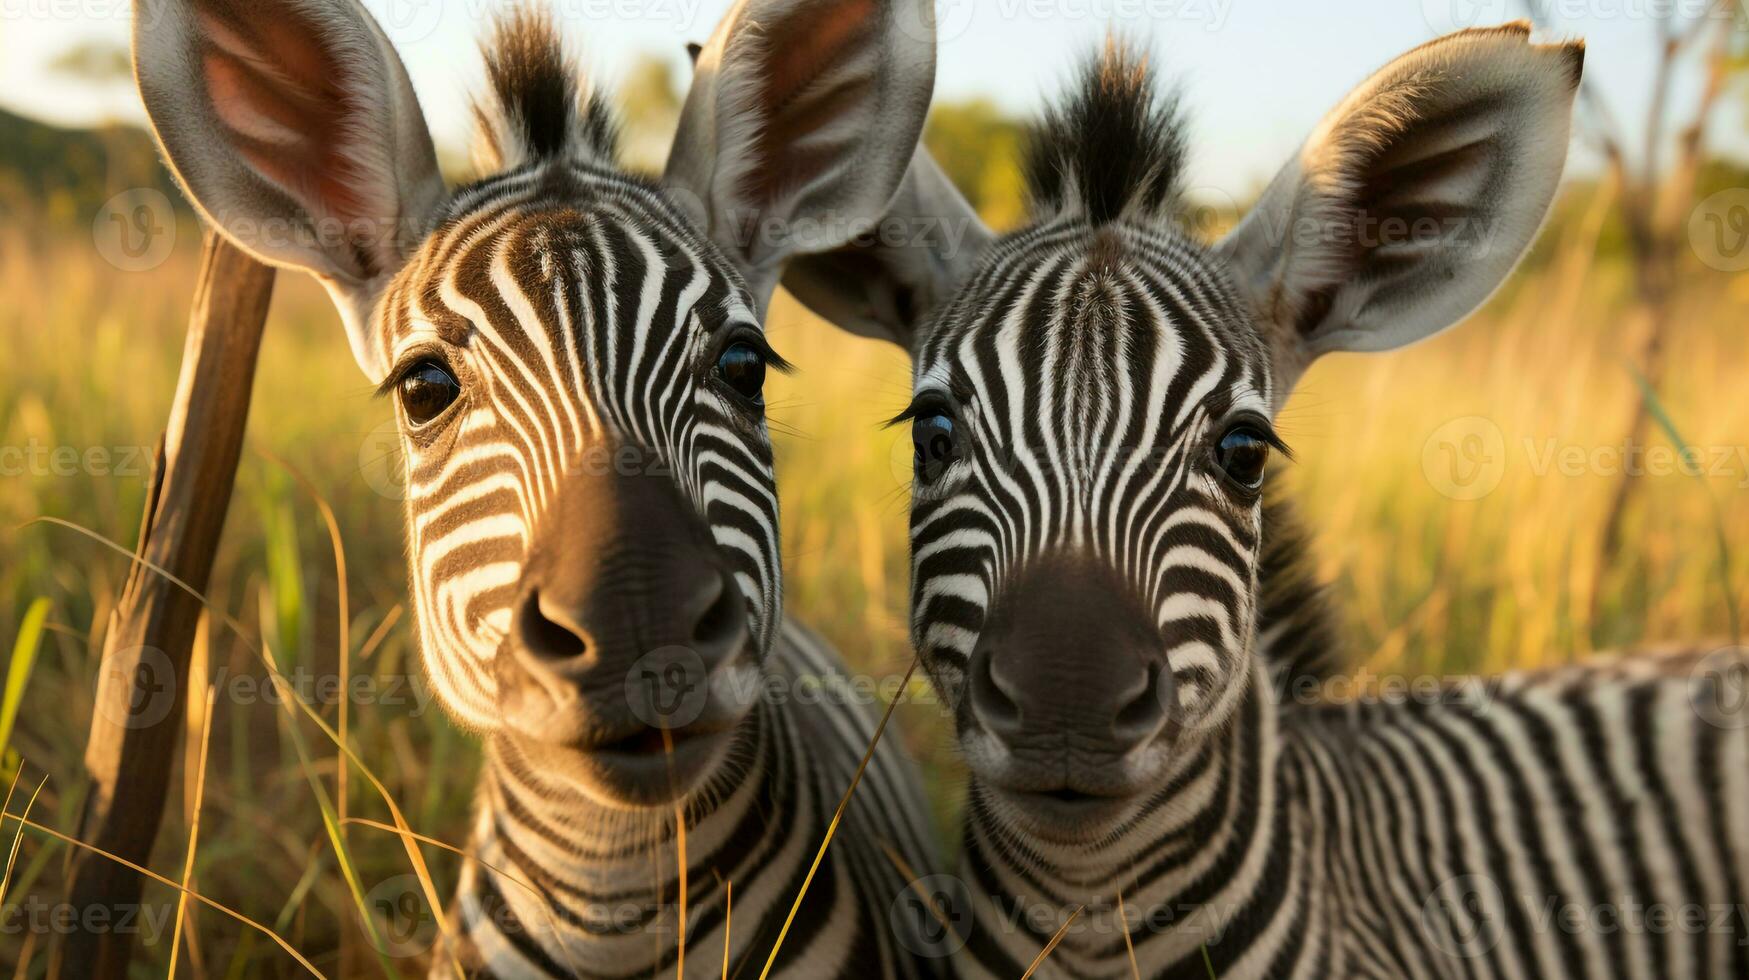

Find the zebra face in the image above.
[
  {"left": 378, "top": 185, "right": 781, "bottom": 804},
  {"left": 900, "top": 223, "right": 1278, "bottom": 837},
  {"left": 135, "top": 0, "right": 939, "bottom": 808},
  {"left": 783, "top": 28, "right": 1582, "bottom": 841}
]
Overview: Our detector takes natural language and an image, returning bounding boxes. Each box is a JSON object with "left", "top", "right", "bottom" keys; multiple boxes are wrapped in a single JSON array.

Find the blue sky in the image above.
[{"left": 1, "top": 0, "right": 1742, "bottom": 194}]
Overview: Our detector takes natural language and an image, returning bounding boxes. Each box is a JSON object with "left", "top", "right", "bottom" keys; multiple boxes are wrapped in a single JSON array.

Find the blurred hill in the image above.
[{"left": 0, "top": 105, "right": 182, "bottom": 229}]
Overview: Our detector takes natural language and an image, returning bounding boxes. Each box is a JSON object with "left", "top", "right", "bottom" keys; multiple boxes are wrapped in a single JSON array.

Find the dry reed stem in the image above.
[
  {"left": 2, "top": 812, "right": 323, "bottom": 976},
  {"left": 756, "top": 656, "right": 920, "bottom": 979},
  {"left": 878, "top": 838, "right": 956, "bottom": 941},
  {"left": 168, "top": 685, "right": 217, "bottom": 979},
  {"left": 339, "top": 815, "right": 581, "bottom": 974},
  {"left": 0, "top": 774, "right": 46, "bottom": 908},
  {"left": 722, "top": 879, "right": 733, "bottom": 980},
  {"left": 1117, "top": 890, "right": 1140, "bottom": 980},
  {"left": 663, "top": 725, "right": 687, "bottom": 980},
  {"left": 1021, "top": 905, "right": 1083, "bottom": 979},
  {"left": 25, "top": 516, "right": 465, "bottom": 976}
]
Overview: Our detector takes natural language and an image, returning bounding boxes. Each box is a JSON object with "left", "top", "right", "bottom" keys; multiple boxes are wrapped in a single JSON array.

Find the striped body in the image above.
[
  {"left": 849, "top": 36, "right": 1749, "bottom": 973},
  {"left": 448, "top": 621, "right": 941, "bottom": 979},
  {"left": 957, "top": 643, "right": 1749, "bottom": 978}
]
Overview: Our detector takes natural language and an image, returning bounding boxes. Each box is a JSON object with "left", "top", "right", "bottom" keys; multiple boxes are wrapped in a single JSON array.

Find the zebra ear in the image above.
[
  {"left": 1216, "top": 22, "right": 1582, "bottom": 397},
  {"left": 779, "top": 147, "right": 993, "bottom": 350},
  {"left": 133, "top": 0, "right": 445, "bottom": 382},
  {"left": 663, "top": 0, "right": 938, "bottom": 316}
]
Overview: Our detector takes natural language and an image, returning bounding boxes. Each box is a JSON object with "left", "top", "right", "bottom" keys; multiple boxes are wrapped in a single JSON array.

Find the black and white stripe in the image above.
[
  {"left": 783, "top": 26, "right": 1749, "bottom": 980},
  {"left": 386, "top": 159, "right": 783, "bottom": 730},
  {"left": 450, "top": 622, "right": 941, "bottom": 978},
  {"left": 134, "top": 0, "right": 949, "bottom": 974},
  {"left": 386, "top": 18, "right": 941, "bottom": 977}
]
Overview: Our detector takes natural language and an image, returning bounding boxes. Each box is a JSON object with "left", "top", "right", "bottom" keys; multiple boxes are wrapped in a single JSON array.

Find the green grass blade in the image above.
[
  {"left": 272, "top": 672, "right": 398, "bottom": 978},
  {"left": 273, "top": 853, "right": 329, "bottom": 936},
  {"left": 0, "top": 598, "right": 51, "bottom": 781},
  {"left": 1630, "top": 371, "right": 1741, "bottom": 645}
]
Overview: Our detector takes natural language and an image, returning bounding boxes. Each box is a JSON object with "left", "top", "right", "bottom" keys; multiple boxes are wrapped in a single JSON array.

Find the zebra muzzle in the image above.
[
  {"left": 962, "top": 551, "right": 1175, "bottom": 832},
  {"left": 492, "top": 454, "right": 760, "bottom": 805}
]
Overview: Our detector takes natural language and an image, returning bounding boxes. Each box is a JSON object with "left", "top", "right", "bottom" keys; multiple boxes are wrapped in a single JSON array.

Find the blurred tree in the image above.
[
  {"left": 1530, "top": 0, "right": 1749, "bottom": 644},
  {"left": 48, "top": 41, "right": 132, "bottom": 86},
  {"left": 0, "top": 108, "right": 179, "bottom": 229}
]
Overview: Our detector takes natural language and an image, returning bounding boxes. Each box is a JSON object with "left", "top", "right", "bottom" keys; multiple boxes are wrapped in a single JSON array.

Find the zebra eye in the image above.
[
  {"left": 398, "top": 360, "right": 461, "bottom": 426},
  {"left": 1214, "top": 425, "right": 1269, "bottom": 492},
  {"left": 715, "top": 341, "right": 766, "bottom": 404},
  {"left": 912, "top": 413, "right": 958, "bottom": 484}
]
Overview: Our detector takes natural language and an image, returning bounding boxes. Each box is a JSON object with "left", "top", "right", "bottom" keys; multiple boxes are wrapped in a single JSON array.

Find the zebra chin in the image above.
[
  {"left": 492, "top": 652, "right": 764, "bottom": 808},
  {"left": 958, "top": 723, "right": 1174, "bottom": 843}
]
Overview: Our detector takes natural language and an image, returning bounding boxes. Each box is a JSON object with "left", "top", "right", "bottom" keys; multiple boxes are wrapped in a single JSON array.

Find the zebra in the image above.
[
  {"left": 781, "top": 22, "right": 1749, "bottom": 979},
  {"left": 133, "top": 0, "right": 948, "bottom": 975}
]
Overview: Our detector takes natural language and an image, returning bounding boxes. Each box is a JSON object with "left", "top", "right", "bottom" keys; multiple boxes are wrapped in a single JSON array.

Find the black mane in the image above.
[
  {"left": 1022, "top": 39, "right": 1189, "bottom": 226},
  {"left": 475, "top": 8, "right": 618, "bottom": 165}
]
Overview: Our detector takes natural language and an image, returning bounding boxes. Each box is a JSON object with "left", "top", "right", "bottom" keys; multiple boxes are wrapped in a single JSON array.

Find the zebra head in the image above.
[
  {"left": 787, "top": 24, "right": 1582, "bottom": 840},
  {"left": 135, "top": 0, "right": 934, "bottom": 805}
]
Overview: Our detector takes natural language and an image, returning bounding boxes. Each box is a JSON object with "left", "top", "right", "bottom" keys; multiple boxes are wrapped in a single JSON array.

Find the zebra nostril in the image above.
[
  {"left": 1112, "top": 661, "right": 1169, "bottom": 745},
  {"left": 690, "top": 574, "right": 746, "bottom": 650},
  {"left": 969, "top": 646, "right": 1022, "bottom": 734},
  {"left": 514, "top": 588, "right": 589, "bottom": 662}
]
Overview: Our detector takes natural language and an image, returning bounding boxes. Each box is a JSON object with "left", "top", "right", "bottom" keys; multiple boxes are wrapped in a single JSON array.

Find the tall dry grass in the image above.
[{"left": 0, "top": 189, "right": 1744, "bottom": 973}]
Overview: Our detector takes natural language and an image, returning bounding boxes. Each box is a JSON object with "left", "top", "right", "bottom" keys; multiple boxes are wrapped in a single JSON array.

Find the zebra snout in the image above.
[
  {"left": 510, "top": 568, "right": 746, "bottom": 677},
  {"left": 497, "top": 457, "right": 755, "bottom": 760},
  {"left": 967, "top": 553, "right": 1172, "bottom": 784},
  {"left": 497, "top": 548, "right": 752, "bottom": 806}
]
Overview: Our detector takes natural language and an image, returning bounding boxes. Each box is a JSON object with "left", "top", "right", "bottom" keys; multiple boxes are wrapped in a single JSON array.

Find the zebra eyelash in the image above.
[
  {"left": 375, "top": 344, "right": 464, "bottom": 400},
  {"left": 1212, "top": 411, "right": 1295, "bottom": 462},
  {"left": 704, "top": 327, "right": 794, "bottom": 377},
  {"left": 886, "top": 390, "right": 961, "bottom": 428},
  {"left": 699, "top": 329, "right": 793, "bottom": 438}
]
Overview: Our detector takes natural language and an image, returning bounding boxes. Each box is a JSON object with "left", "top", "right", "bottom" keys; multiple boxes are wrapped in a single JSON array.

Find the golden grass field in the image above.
[{"left": 0, "top": 182, "right": 1745, "bottom": 974}]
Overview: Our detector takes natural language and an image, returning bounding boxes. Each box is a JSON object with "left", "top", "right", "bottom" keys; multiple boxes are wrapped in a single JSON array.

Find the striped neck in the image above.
[
  {"left": 453, "top": 698, "right": 822, "bottom": 975},
  {"left": 958, "top": 655, "right": 1288, "bottom": 976}
]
